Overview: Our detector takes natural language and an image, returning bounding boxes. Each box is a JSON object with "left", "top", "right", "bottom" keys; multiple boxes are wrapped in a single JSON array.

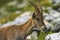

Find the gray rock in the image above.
[
  {"left": 45, "top": 32, "right": 60, "bottom": 40},
  {"left": 51, "top": 20, "right": 60, "bottom": 31},
  {"left": 26, "top": 31, "right": 38, "bottom": 40}
]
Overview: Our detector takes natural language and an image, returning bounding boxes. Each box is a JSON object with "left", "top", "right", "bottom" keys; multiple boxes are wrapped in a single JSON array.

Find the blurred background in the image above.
[
  {"left": 0, "top": 0, "right": 60, "bottom": 24},
  {"left": 0, "top": 0, "right": 60, "bottom": 40}
]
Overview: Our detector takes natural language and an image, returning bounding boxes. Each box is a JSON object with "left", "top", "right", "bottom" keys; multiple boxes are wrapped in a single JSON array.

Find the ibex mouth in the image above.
[{"left": 32, "top": 28, "right": 40, "bottom": 35}]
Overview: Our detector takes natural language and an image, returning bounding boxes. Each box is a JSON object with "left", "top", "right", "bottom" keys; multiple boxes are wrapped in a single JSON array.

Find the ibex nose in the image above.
[
  {"left": 42, "top": 26, "right": 49, "bottom": 32},
  {"left": 39, "top": 26, "right": 47, "bottom": 32},
  {"left": 43, "top": 27, "right": 47, "bottom": 31}
]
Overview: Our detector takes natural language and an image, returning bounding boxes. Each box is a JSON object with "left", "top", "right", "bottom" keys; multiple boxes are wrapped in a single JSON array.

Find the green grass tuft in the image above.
[{"left": 38, "top": 31, "right": 54, "bottom": 40}]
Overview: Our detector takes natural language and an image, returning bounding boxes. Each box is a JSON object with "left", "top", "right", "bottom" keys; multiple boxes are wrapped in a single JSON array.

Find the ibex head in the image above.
[{"left": 29, "top": 1, "right": 47, "bottom": 32}]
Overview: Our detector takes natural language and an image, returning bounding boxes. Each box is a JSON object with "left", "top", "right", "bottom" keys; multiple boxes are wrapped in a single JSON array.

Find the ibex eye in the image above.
[{"left": 36, "top": 18, "right": 39, "bottom": 21}]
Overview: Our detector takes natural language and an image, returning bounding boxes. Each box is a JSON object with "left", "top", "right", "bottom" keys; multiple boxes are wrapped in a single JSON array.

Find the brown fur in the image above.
[
  {"left": 0, "top": 18, "right": 36, "bottom": 40},
  {"left": 0, "top": 1, "right": 47, "bottom": 40}
]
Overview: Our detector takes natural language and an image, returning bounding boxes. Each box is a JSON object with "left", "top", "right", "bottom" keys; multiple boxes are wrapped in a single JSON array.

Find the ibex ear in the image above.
[{"left": 32, "top": 12, "right": 36, "bottom": 19}]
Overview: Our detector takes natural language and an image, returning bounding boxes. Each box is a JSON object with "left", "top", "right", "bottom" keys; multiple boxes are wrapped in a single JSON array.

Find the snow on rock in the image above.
[
  {"left": 1, "top": 11, "right": 32, "bottom": 27},
  {"left": 45, "top": 32, "right": 60, "bottom": 40}
]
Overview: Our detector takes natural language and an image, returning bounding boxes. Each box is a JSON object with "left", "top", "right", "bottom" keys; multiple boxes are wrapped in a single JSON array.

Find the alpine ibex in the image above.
[{"left": 0, "top": 1, "right": 47, "bottom": 40}]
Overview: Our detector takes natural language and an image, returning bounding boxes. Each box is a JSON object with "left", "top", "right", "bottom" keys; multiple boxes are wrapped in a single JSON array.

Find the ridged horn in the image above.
[{"left": 28, "top": 1, "right": 43, "bottom": 14}]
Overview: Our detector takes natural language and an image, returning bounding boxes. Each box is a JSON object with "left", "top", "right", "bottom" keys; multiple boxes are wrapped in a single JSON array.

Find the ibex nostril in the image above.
[
  {"left": 42, "top": 27, "right": 47, "bottom": 31},
  {"left": 45, "top": 27, "right": 47, "bottom": 30}
]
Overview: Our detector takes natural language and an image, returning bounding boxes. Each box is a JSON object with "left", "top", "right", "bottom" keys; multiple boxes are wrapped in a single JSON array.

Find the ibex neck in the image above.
[{"left": 19, "top": 18, "right": 35, "bottom": 35}]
